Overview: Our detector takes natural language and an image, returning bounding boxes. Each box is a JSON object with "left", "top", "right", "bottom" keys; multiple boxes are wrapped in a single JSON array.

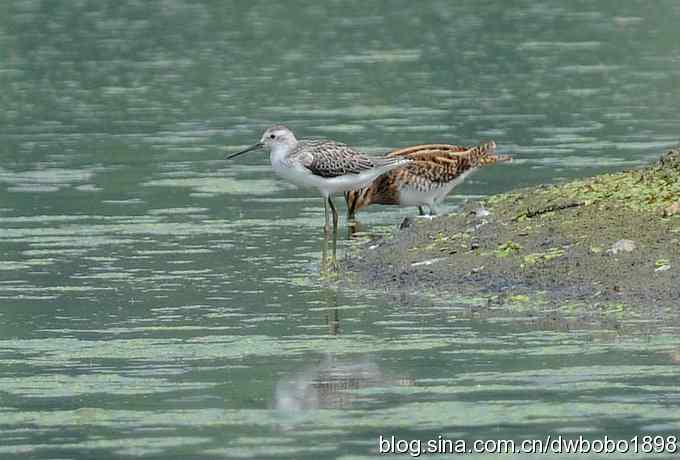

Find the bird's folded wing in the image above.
[
  {"left": 298, "top": 140, "right": 379, "bottom": 178},
  {"left": 402, "top": 159, "right": 471, "bottom": 184},
  {"left": 387, "top": 144, "right": 468, "bottom": 158}
]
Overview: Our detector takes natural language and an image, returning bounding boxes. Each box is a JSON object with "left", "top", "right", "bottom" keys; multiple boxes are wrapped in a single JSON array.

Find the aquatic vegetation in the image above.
[
  {"left": 522, "top": 248, "right": 565, "bottom": 266},
  {"left": 494, "top": 240, "right": 522, "bottom": 257},
  {"left": 499, "top": 149, "right": 680, "bottom": 216}
]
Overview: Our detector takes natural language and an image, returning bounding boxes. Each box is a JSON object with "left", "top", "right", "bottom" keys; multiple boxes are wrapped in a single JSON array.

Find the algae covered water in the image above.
[{"left": 1, "top": 2, "right": 680, "bottom": 459}]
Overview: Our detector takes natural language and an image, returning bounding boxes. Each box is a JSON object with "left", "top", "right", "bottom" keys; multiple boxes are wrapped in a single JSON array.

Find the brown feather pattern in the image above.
[{"left": 346, "top": 141, "right": 512, "bottom": 216}]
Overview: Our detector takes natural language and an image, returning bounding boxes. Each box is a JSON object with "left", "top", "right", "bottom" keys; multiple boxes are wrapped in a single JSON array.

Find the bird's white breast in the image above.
[
  {"left": 270, "top": 146, "right": 316, "bottom": 189},
  {"left": 270, "top": 144, "right": 290, "bottom": 172}
]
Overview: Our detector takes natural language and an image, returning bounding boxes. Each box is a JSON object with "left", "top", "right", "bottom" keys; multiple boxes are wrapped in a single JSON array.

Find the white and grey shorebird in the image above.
[{"left": 227, "top": 125, "right": 411, "bottom": 233}]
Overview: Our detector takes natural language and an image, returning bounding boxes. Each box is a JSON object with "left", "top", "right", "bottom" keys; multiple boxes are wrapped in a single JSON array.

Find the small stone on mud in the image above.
[
  {"left": 411, "top": 257, "right": 446, "bottom": 267},
  {"left": 655, "top": 258, "right": 672, "bottom": 272},
  {"left": 662, "top": 202, "right": 680, "bottom": 217},
  {"left": 607, "top": 239, "right": 637, "bottom": 255},
  {"left": 474, "top": 206, "right": 491, "bottom": 218}
]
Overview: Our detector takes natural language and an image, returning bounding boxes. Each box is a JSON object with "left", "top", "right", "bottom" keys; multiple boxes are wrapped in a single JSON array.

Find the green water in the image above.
[{"left": 1, "top": 1, "right": 680, "bottom": 459}]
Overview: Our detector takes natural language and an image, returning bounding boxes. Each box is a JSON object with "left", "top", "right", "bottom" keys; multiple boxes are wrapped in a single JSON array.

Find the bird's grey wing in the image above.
[{"left": 297, "top": 139, "right": 379, "bottom": 178}]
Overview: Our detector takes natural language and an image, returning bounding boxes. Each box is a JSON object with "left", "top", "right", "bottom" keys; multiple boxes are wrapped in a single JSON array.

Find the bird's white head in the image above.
[
  {"left": 227, "top": 124, "right": 298, "bottom": 160},
  {"left": 259, "top": 125, "right": 297, "bottom": 152}
]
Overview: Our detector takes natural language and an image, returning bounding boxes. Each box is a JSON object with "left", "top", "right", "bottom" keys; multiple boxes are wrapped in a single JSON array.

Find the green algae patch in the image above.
[
  {"left": 342, "top": 150, "right": 680, "bottom": 318},
  {"left": 508, "top": 149, "right": 680, "bottom": 219},
  {"left": 522, "top": 248, "right": 565, "bottom": 266},
  {"left": 494, "top": 240, "right": 523, "bottom": 257}
]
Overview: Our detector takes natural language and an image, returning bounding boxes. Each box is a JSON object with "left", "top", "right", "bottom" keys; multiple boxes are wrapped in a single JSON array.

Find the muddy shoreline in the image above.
[{"left": 341, "top": 150, "right": 680, "bottom": 321}]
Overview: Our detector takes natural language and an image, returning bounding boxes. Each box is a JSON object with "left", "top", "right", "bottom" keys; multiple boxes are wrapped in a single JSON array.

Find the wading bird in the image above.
[
  {"left": 227, "top": 125, "right": 411, "bottom": 235},
  {"left": 345, "top": 142, "right": 511, "bottom": 218}
]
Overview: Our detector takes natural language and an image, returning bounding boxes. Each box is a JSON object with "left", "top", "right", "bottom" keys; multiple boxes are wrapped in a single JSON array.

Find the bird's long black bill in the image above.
[{"left": 226, "top": 142, "right": 263, "bottom": 160}]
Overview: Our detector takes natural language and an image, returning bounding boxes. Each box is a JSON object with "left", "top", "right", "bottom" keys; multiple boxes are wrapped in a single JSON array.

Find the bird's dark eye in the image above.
[{"left": 269, "top": 134, "right": 276, "bottom": 139}]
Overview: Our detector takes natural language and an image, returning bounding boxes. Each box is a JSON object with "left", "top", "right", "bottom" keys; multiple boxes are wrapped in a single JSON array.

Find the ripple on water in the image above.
[
  {"left": 263, "top": 104, "right": 448, "bottom": 119},
  {"left": 6, "top": 184, "right": 61, "bottom": 193},
  {"left": 0, "top": 220, "right": 233, "bottom": 239},
  {"left": 74, "top": 184, "right": 102, "bottom": 192},
  {"left": 0, "top": 373, "right": 211, "bottom": 398},
  {"left": 0, "top": 166, "right": 101, "bottom": 192},
  {"left": 2, "top": 2, "right": 680, "bottom": 459},
  {"left": 143, "top": 177, "right": 286, "bottom": 196},
  {"left": 336, "top": 49, "right": 422, "bottom": 64},
  {"left": 517, "top": 41, "right": 602, "bottom": 51},
  {"left": 558, "top": 64, "right": 623, "bottom": 74},
  {"left": 147, "top": 207, "right": 210, "bottom": 215},
  {"left": 0, "top": 434, "right": 213, "bottom": 458}
]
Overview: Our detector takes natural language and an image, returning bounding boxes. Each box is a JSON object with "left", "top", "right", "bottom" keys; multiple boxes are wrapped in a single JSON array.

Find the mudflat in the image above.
[{"left": 343, "top": 150, "right": 680, "bottom": 326}]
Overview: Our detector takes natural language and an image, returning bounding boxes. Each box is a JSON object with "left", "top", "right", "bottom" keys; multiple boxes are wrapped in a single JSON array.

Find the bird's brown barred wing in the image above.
[
  {"left": 393, "top": 160, "right": 455, "bottom": 188},
  {"left": 389, "top": 142, "right": 510, "bottom": 179},
  {"left": 390, "top": 142, "right": 510, "bottom": 184},
  {"left": 387, "top": 144, "right": 468, "bottom": 158}
]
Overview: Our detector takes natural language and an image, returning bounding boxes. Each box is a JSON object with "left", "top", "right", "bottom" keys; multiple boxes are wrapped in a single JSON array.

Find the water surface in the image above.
[{"left": 1, "top": 1, "right": 680, "bottom": 458}]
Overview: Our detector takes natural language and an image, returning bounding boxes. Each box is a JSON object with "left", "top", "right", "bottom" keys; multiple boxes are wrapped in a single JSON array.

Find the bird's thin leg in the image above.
[
  {"left": 328, "top": 197, "right": 338, "bottom": 269},
  {"left": 327, "top": 307, "right": 339, "bottom": 335},
  {"left": 347, "top": 220, "right": 357, "bottom": 239},
  {"left": 320, "top": 230, "right": 332, "bottom": 273},
  {"left": 323, "top": 197, "right": 331, "bottom": 235},
  {"left": 331, "top": 228, "right": 337, "bottom": 266},
  {"left": 328, "top": 197, "right": 339, "bottom": 234}
]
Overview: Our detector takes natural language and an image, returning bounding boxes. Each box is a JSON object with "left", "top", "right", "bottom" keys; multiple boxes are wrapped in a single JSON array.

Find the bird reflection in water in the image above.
[
  {"left": 274, "top": 355, "right": 413, "bottom": 413},
  {"left": 274, "top": 289, "right": 413, "bottom": 419},
  {"left": 320, "top": 229, "right": 338, "bottom": 274}
]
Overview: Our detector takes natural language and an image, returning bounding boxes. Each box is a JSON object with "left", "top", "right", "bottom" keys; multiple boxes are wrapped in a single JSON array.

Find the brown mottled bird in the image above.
[{"left": 345, "top": 142, "right": 511, "bottom": 218}]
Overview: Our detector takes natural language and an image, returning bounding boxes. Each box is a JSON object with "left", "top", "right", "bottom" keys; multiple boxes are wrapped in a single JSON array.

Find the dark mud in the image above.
[{"left": 342, "top": 150, "right": 680, "bottom": 328}]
